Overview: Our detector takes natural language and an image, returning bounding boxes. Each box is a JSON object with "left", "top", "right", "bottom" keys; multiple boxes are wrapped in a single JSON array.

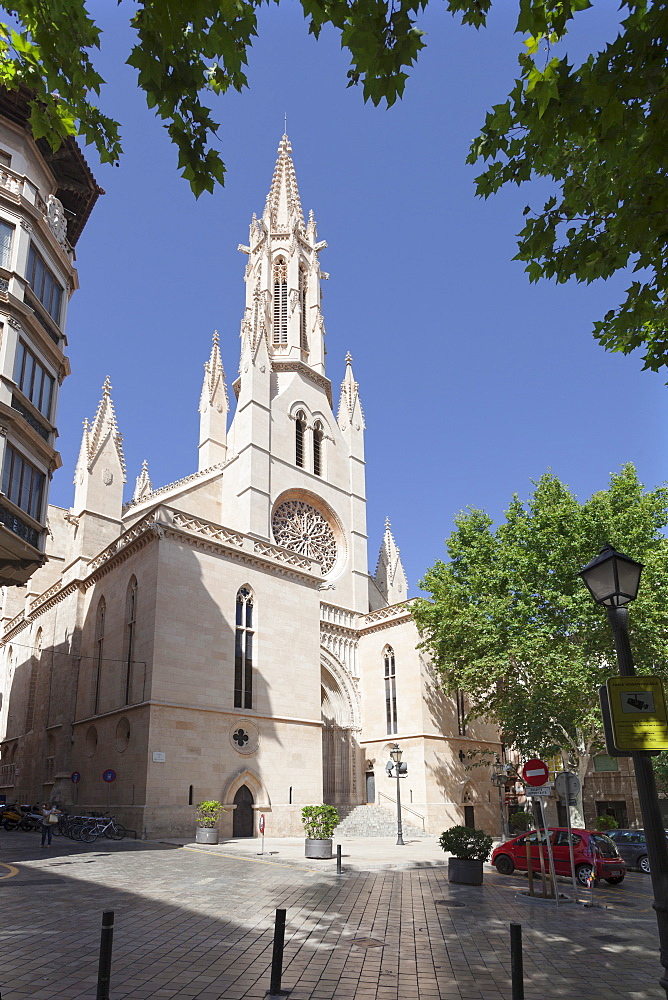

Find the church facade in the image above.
[{"left": 0, "top": 137, "right": 503, "bottom": 839}]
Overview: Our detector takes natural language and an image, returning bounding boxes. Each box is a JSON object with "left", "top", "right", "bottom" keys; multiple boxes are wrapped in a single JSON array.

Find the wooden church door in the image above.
[{"left": 233, "top": 785, "right": 254, "bottom": 837}]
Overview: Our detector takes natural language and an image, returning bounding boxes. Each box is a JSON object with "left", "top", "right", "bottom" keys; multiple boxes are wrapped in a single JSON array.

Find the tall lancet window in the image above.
[
  {"left": 234, "top": 588, "right": 254, "bottom": 710},
  {"left": 124, "top": 577, "right": 137, "bottom": 705},
  {"left": 299, "top": 264, "right": 308, "bottom": 352},
  {"left": 94, "top": 598, "right": 105, "bottom": 715},
  {"left": 273, "top": 257, "right": 288, "bottom": 344},
  {"left": 313, "top": 421, "right": 323, "bottom": 477},
  {"left": 295, "top": 411, "right": 306, "bottom": 468},
  {"left": 384, "top": 646, "right": 398, "bottom": 735}
]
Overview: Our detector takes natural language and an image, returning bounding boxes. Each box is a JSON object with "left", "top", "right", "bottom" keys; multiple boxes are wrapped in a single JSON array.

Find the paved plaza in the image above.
[{"left": 0, "top": 828, "right": 662, "bottom": 1000}]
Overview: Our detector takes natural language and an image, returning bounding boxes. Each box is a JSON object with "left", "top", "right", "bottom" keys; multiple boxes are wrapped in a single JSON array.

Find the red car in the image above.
[{"left": 491, "top": 827, "right": 627, "bottom": 885}]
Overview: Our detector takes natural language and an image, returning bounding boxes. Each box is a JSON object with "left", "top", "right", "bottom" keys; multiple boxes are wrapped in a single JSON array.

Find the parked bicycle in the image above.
[{"left": 79, "top": 816, "right": 126, "bottom": 841}]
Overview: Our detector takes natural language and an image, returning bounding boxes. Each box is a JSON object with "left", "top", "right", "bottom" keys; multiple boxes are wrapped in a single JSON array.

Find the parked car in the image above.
[
  {"left": 606, "top": 829, "right": 664, "bottom": 873},
  {"left": 491, "top": 827, "right": 627, "bottom": 885}
]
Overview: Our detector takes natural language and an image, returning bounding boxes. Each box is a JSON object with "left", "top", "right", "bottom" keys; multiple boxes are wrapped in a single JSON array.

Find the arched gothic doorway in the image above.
[
  {"left": 233, "top": 785, "right": 254, "bottom": 837},
  {"left": 321, "top": 660, "right": 361, "bottom": 807}
]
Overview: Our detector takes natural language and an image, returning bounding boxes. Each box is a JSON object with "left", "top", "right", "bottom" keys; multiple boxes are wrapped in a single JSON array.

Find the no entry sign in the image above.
[{"left": 522, "top": 759, "right": 549, "bottom": 787}]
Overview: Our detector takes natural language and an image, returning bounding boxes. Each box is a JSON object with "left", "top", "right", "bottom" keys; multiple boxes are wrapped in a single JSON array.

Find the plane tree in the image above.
[{"left": 412, "top": 464, "right": 668, "bottom": 823}]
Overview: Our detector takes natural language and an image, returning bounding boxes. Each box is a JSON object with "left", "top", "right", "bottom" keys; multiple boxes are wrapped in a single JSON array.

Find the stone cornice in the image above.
[{"left": 358, "top": 599, "right": 418, "bottom": 635}]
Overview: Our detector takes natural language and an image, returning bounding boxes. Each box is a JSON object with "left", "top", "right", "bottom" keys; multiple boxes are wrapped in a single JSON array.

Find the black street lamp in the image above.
[
  {"left": 389, "top": 744, "right": 405, "bottom": 846},
  {"left": 579, "top": 544, "right": 668, "bottom": 995}
]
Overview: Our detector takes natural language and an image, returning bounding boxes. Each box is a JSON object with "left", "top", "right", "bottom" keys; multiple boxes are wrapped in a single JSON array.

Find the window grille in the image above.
[
  {"left": 1, "top": 444, "right": 45, "bottom": 521},
  {"left": 295, "top": 411, "right": 305, "bottom": 468},
  {"left": 234, "top": 588, "right": 254, "bottom": 710},
  {"left": 313, "top": 422, "right": 323, "bottom": 477},
  {"left": 384, "top": 646, "right": 397, "bottom": 735},
  {"left": 273, "top": 258, "right": 288, "bottom": 344}
]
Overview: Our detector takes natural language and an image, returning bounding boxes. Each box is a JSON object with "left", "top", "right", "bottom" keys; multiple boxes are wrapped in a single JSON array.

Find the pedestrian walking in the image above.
[{"left": 40, "top": 802, "right": 59, "bottom": 847}]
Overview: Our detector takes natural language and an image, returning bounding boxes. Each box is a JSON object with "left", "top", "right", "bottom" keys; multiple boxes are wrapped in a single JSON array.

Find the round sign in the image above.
[
  {"left": 554, "top": 770, "right": 581, "bottom": 801},
  {"left": 522, "top": 759, "right": 550, "bottom": 787},
  {"left": 259, "top": 813, "right": 265, "bottom": 834},
  {"left": 71, "top": 771, "right": 81, "bottom": 784},
  {"left": 102, "top": 769, "right": 116, "bottom": 783}
]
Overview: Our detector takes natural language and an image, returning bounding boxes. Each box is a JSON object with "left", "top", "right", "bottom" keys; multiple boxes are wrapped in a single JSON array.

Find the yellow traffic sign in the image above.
[{"left": 606, "top": 675, "right": 668, "bottom": 751}]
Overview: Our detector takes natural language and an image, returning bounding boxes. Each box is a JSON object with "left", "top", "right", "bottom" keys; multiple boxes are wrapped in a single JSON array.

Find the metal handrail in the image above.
[{"left": 377, "top": 790, "right": 425, "bottom": 830}]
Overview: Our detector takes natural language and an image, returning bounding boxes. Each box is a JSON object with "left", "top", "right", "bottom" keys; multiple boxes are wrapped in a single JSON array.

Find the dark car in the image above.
[
  {"left": 606, "top": 829, "right": 658, "bottom": 873},
  {"left": 491, "top": 827, "right": 627, "bottom": 885}
]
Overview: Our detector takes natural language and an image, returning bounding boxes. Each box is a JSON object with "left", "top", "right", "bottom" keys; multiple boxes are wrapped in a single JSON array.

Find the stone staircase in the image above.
[{"left": 334, "top": 803, "right": 429, "bottom": 838}]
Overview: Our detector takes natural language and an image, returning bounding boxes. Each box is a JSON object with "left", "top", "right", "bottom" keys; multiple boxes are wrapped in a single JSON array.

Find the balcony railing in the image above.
[
  {"left": 0, "top": 501, "right": 40, "bottom": 548},
  {"left": 11, "top": 396, "right": 50, "bottom": 440}
]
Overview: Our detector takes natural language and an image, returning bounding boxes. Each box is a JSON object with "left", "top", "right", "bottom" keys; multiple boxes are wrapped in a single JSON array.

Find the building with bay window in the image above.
[{"left": 0, "top": 87, "right": 100, "bottom": 586}]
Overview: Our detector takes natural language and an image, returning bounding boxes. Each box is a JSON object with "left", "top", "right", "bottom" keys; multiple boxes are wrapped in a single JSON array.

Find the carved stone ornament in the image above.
[
  {"left": 8, "top": 317, "right": 21, "bottom": 330},
  {"left": 103, "top": 469, "right": 113, "bottom": 486},
  {"left": 46, "top": 195, "right": 68, "bottom": 245},
  {"left": 229, "top": 720, "right": 260, "bottom": 755},
  {"left": 272, "top": 500, "right": 337, "bottom": 574}
]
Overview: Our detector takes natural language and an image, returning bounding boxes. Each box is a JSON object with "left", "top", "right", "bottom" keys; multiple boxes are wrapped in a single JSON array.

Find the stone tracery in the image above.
[{"left": 272, "top": 500, "right": 336, "bottom": 573}]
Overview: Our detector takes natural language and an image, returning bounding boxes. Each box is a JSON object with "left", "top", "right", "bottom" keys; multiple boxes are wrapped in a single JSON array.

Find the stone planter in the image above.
[
  {"left": 448, "top": 857, "right": 483, "bottom": 885},
  {"left": 196, "top": 827, "right": 219, "bottom": 845},
  {"left": 305, "top": 838, "right": 333, "bottom": 859}
]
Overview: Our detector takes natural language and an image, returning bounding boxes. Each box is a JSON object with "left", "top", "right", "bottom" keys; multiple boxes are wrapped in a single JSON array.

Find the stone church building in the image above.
[{"left": 0, "top": 137, "right": 509, "bottom": 839}]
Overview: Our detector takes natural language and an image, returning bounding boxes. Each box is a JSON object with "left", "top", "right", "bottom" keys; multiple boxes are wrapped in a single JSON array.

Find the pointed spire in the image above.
[
  {"left": 337, "top": 353, "right": 365, "bottom": 429},
  {"left": 375, "top": 517, "right": 408, "bottom": 606},
  {"left": 199, "top": 330, "right": 229, "bottom": 414},
  {"left": 133, "top": 460, "right": 153, "bottom": 503},
  {"left": 264, "top": 135, "right": 304, "bottom": 230},
  {"left": 73, "top": 418, "right": 90, "bottom": 484},
  {"left": 83, "top": 377, "right": 126, "bottom": 481}
]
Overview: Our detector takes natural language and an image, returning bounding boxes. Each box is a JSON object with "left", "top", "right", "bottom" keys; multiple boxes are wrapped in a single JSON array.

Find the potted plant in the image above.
[
  {"left": 195, "top": 800, "right": 225, "bottom": 844},
  {"left": 439, "top": 825, "right": 494, "bottom": 885},
  {"left": 301, "top": 804, "right": 339, "bottom": 859}
]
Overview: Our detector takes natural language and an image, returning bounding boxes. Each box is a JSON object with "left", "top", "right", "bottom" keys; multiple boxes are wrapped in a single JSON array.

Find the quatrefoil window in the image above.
[{"left": 232, "top": 728, "right": 249, "bottom": 747}]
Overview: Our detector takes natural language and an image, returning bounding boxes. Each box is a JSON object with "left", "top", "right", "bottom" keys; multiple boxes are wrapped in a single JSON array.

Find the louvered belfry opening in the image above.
[{"left": 273, "top": 257, "right": 288, "bottom": 344}]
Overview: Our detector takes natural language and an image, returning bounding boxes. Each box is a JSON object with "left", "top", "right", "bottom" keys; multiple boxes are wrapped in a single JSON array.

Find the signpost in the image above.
[
  {"left": 554, "top": 771, "right": 581, "bottom": 900},
  {"left": 522, "top": 759, "right": 550, "bottom": 786},
  {"left": 606, "top": 675, "right": 668, "bottom": 751},
  {"left": 102, "top": 769, "right": 116, "bottom": 812},
  {"left": 71, "top": 770, "right": 81, "bottom": 807},
  {"left": 258, "top": 813, "right": 266, "bottom": 855}
]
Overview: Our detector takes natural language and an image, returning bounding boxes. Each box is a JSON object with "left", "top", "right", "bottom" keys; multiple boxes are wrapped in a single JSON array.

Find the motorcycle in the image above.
[{"left": 2, "top": 802, "right": 40, "bottom": 831}]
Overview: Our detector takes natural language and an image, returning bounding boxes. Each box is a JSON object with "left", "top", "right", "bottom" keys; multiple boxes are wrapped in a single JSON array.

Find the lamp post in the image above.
[
  {"left": 580, "top": 544, "right": 668, "bottom": 996},
  {"left": 491, "top": 760, "right": 511, "bottom": 841},
  {"left": 389, "top": 744, "right": 405, "bottom": 846}
]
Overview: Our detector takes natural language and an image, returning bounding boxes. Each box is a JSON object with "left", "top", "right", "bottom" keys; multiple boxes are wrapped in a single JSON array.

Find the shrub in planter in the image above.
[
  {"left": 595, "top": 814, "right": 619, "bottom": 832},
  {"left": 439, "top": 825, "right": 494, "bottom": 885},
  {"left": 301, "top": 804, "right": 339, "bottom": 858},
  {"left": 195, "top": 800, "right": 225, "bottom": 844}
]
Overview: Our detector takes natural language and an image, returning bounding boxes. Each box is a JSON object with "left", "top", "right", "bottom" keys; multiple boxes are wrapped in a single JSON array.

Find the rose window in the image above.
[{"left": 272, "top": 500, "right": 337, "bottom": 573}]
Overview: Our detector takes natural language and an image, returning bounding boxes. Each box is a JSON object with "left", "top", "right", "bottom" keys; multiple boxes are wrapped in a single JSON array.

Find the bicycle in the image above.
[{"left": 80, "top": 816, "right": 126, "bottom": 841}]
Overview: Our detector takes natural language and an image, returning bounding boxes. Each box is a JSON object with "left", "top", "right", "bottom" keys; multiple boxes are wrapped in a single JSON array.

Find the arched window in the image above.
[
  {"left": 299, "top": 264, "right": 308, "bottom": 351},
  {"left": 456, "top": 689, "right": 467, "bottom": 736},
  {"left": 295, "top": 411, "right": 306, "bottom": 468},
  {"left": 384, "top": 646, "right": 397, "bottom": 735},
  {"left": 273, "top": 257, "right": 288, "bottom": 344},
  {"left": 25, "top": 627, "right": 42, "bottom": 732},
  {"left": 124, "top": 577, "right": 137, "bottom": 705},
  {"left": 234, "top": 588, "right": 254, "bottom": 710},
  {"left": 94, "top": 598, "right": 105, "bottom": 715},
  {"left": 313, "top": 421, "right": 324, "bottom": 477}
]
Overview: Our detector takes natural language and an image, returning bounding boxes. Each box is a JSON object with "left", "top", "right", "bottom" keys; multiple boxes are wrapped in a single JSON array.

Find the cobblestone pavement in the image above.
[{"left": 0, "top": 828, "right": 661, "bottom": 1000}]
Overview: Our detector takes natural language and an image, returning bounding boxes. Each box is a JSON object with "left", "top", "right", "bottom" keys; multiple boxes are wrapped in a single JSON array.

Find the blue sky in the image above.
[{"left": 50, "top": 1, "right": 666, "bottom": 594}]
